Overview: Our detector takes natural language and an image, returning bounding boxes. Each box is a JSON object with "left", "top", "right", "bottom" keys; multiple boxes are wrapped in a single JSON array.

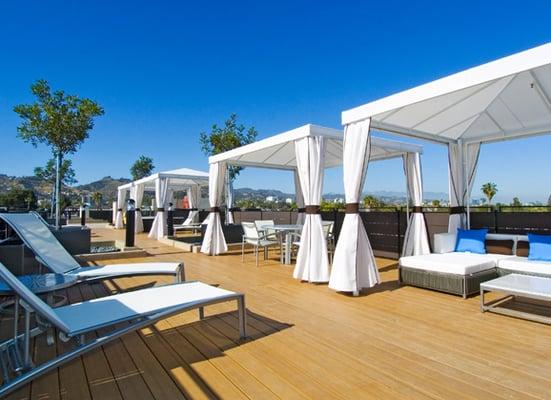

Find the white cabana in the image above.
[
  {"left": 204, "top": 124, "right": 424, "bottom": 289},
  {"left": 117, "top": 168, "right": 209, "bottom": 238},
  {"left": 342, "top": 42, "right": 551, "bottom": 232}
]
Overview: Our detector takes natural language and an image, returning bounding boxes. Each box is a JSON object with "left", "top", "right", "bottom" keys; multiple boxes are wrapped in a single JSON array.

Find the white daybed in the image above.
[{"left": 399, "top": 232, "right": 551, "bottom": 298}]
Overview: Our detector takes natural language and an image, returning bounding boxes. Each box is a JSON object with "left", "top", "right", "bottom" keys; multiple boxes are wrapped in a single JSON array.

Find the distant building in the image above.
[
  {"left": 333, "top": 198, "right": 344, "bottom": 204},
  {"left": 285, "top": 198, "right": 293, "bottom": 205},
  {"left": 266, "top": 196, "right": 277, "bottom": 202}
]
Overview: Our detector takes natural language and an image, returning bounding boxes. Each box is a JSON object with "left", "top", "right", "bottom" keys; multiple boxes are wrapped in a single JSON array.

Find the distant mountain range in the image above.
[
  {"left": 0, "top": 174, "right": 130, "bottom": 203},
  {"left": 235, "top": 188, "right": 448, "bottom": 202},
  {"left": 0, "top": 174, "right": 448, "bottom": 205}
]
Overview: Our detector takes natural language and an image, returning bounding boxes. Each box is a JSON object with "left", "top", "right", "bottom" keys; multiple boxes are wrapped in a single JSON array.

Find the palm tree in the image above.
[
  {"left": 91, "top": 191, "right": 103, "bottom": 210},
  {"left": 481, "top": 182, "right": 498, "bottom": 205}
]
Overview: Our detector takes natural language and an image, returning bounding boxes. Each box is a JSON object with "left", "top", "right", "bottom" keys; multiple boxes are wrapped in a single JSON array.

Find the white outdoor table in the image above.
[
  {"left": 272, "top": 224, "right": 303, "bottom": 265},
  {"left": 481, "top": 273, "right": 551, "bottom": 324}
]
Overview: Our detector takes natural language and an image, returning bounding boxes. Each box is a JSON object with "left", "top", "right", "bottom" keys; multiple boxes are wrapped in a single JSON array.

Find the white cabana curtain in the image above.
[
  {"left": 183, "top": 184, "right": 200, "bottom": 225},
  {"left": 401, "top": 152, "right": 430, "bottom": 256},
  {"left": 447, "top": 142, "right": 481, "bottom": 232},
  {"left": 131, "top": 183, "right": 145, "bottom": 233},
  {"left": 294, "top": 169, "right": 305, "bottom": 225},
  {"left": 111, "top": 201, "right": 117, "bottom": 225},
  {"left": 293, "top": 136, "right": 330, "bottom": 283},
  {"left": 114, "top": 188, "right": 127, "bottom": 229},
  {"left": 148, "top": 177, "right": 169, "bottom": 239},
  {"left": 329, "top": 119, "right": 380, "bottom": 293},
  {"left": 201, "top": 162, "right": 228, "bottom": 255},
  {"left": 225, "top": 168, "right": 235, "bottom": 224}
]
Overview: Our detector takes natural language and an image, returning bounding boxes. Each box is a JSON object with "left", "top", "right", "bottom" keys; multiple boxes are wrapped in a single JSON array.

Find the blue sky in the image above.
[{"left": 1, "top": 1, "right": 550, "bottom": 203}]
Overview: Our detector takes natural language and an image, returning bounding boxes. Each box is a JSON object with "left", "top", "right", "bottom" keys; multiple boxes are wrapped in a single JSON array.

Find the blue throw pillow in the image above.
[
  {"left": 528, "top": 233, "right": 551, "bottom": 261},
  {"left": 454, "top": 228, "right": 488, "bottom": 254}
]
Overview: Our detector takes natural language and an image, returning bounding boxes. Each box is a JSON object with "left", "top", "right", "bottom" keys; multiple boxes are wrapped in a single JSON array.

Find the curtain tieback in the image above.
[
  {"left": 210, "top": 206, "right": 221, "bottom": 213},
  {"left": 297, "top": 208, "right": 306, "bottom": 213},
  {"left": 188, "top": 207, "right": 199, "bottom": 211},
  {"left": 449, "top": 206, "right": 465, "bottom": 214},
  {"left": 345, "top": 203, "right": 360, "bottom": 214},
  {"left": 135, "top": 208, "right": 141, "bottom": 212},
  {"left": 305, "top": 205, "right": 320, "bottom": 214},
  {"left": 156, "top": 207, "right": 165, "bottom": 212},
  {"left": 411, "top": 206, "right": 423, "bottom": 213},
  {"left": 117, "top": 208, "right": 123, "bottom": 212}
]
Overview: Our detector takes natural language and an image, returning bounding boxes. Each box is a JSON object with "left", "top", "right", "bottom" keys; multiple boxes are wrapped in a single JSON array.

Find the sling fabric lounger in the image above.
[
  {"left": 0, "top": 213, "right": 184, "bottom": 283},
  {"left": 0, "top": 261, "right": 246, "bottom": 396}
]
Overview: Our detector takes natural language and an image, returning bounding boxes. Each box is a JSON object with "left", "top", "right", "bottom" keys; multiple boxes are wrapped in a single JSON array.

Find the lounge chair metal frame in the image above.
[{"left": 0, "top": 262, "right": 246, "bottom": 397}]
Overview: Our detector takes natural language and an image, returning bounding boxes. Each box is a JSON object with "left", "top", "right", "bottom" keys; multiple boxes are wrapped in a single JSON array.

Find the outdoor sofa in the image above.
[{"left": 399, "top": 232, "right": 551, "bottom": 298}]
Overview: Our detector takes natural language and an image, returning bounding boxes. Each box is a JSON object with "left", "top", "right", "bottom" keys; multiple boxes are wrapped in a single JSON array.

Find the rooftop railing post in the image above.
[
  {"left": 80, "top": 205, "right": 86, "bottom": 227},
  {"left": 167, "top": 203, "right": 174, "bottom": 237},
  {"left": 397, "top": 207, "right": 402, "bottom": 256},
  {"left": 125, "top": 199, "right": 135, "bottom": 248},
  {"left": 494, "top": 207, "right": 499, "bottom": 234}
]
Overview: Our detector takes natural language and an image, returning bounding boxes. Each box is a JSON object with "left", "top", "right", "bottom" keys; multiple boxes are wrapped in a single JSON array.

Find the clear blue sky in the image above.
[{"left": 1, "top": 1, "right": 550, "bottom": 203}]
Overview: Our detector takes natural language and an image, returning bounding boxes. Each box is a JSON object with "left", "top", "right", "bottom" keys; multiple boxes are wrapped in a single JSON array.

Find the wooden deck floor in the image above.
[{"left": 3, "top": 227, "right": 551, "bottom": 399}]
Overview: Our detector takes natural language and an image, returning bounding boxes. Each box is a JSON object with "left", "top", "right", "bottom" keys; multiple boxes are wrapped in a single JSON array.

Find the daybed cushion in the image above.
[
  {"left": 498, "top": 256, "right": 551, "bottom": 277},
  {"left": 527, "top": 233, "right": 551, "bottom": 261},
  {"left": 485, "top": 239, "right": 514, "bottom": 255},
  {"left": 516, "top": 241, "right": 529, "bottom": 257},
  {"left": 454, "top": 229, "right": 488, "bottom": 254},
  {"left": 400, "top": 252, "right": 508, "bottom": 275}
]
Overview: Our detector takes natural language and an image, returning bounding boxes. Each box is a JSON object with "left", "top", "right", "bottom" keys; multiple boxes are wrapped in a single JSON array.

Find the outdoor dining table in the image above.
[{"left": 271, "top": 224, "right": 303, "bottom": 265}]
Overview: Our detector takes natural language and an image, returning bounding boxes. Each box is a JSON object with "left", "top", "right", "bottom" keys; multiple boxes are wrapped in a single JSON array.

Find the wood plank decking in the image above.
[{"left": 2, "top": 227, "right": 551, "bottom": 399}]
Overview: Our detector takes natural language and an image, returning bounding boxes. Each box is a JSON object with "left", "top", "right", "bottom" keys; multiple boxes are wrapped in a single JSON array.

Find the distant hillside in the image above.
[
  {"left": 0, "top": 174, "right": 131, "bottom": 204},
  {"left": 76, "top": 176, "right": 131, "bottom": 201},
  {"left": 0, "top": 174, "right": 60, "bottom": 198},
  {"left": 234, "top": 187, "right": 294, "bottom": 201},
  {"left": 0, "top": 174, "right": 448, "bottom": 206},
  {"left": 235, "top": 187, "right": 448, "bottom": 203}
]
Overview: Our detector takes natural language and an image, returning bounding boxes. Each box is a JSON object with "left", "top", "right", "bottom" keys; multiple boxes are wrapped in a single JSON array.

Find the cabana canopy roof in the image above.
[
  {"left": 118, "top": 168, "right": 209, "bottom": 191},
  {"left": 209, "top": 124, "right": 422, "bottom": 169},
  {"left": 342, "top": 42, "right": 551, "bottom": 145}
]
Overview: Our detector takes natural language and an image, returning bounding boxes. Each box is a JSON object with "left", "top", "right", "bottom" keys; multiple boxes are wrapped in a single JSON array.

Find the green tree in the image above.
[
  {"left": 363, "top": 195, "right": 386, "bottom": 208},
  {"left": 481, "top": 182, "right": 498, "bottom": 205},
  {"left": 199, "top": 113, "right": 258, "bottom": 181},
  {"left": 511, "top": 197, "right": 522, "bottom": 207},
  {"left": 34, "top": 158, "right": 77, "bottom": 186},
  {"left": 431, "top": 199, "right": 441, "bottom": 207},
  {"left": 14, "top": 80, "right": 104, "bottom": 228},
  {"left": 35, "top": 158, "right": 77, "bottom": 217},
  {"left": 130, "top": 155, "right": 155, "bottom": 180},
  {"left": 320, "top": 200, "right": 345, "bottom": 211},
  {"left": 0, "top": 185, "right": 38, "bottom": 210},
  {"left": 91, "top": 191, "right": 103, "bottom": 209}
]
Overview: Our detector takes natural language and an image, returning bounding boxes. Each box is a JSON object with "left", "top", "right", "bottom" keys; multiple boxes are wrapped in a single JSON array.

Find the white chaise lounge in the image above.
[
  {"left": 399, "top": 232, "right": 549, "bottom": 298},
  {"left": 0, "top": 261, "right": 246, "bottom": 397},
  {"left": 0, "top": 213, "right": 184, "bottom": 283}
]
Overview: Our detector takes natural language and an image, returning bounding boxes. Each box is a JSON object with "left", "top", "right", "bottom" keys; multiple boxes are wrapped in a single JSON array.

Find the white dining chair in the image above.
[{"left": 241, "top": 222, "right": 280, "bottom": 267}]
